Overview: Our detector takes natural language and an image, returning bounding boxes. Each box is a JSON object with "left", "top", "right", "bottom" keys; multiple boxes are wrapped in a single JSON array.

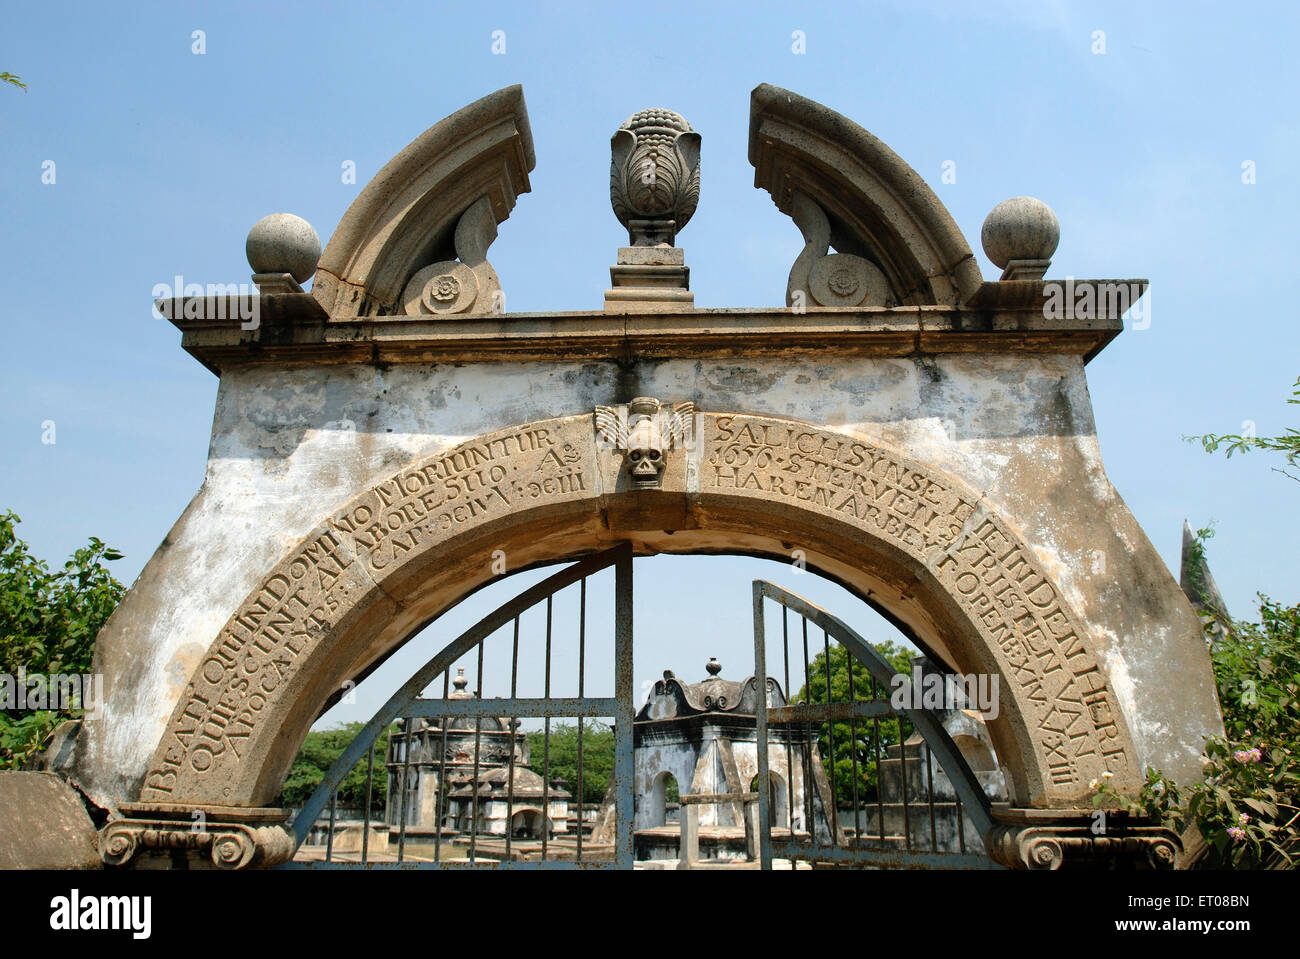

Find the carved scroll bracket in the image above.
[
  {"left": 986, "top": 811, "right": 1180, "bottom": 870},
  {"left": 401, "top": 196, "right": 504, "bottom": 316},
  {"left": 786, "top": 190, "right": 893, "bottom": 309},
  {"left": 100, "top": 804, "right": 294, "bottom": 870}
]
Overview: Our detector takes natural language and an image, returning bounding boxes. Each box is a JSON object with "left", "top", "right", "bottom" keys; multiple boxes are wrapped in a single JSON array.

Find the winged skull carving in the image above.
[{"left": 594, "top": 397, "right": 696, "bottom": 489}]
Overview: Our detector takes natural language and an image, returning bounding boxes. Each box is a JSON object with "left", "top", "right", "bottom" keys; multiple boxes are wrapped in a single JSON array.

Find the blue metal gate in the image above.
[
  {"left": 283, "top": 543, "right": 635, "bottom": 869},
  {"left": 752, "top": 580, "right": 1000, "bottom": 869}
]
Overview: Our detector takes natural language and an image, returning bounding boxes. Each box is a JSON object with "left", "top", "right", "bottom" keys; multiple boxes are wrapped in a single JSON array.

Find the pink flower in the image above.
[
  {"left": 1227, "top": 826, "right": 1245, "bottom": 841},
  {"left": 1238, "top": 813, "right": 1250, "bottom": 825},
  {"left": 1234, "top": 748, "right": 1262, "bottom": 763}
]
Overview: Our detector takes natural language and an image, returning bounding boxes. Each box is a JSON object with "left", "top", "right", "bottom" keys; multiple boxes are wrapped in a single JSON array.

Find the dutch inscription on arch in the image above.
[
  {"left": 140, "top": 412, "right": 1135, "bottom": 808},
  {"left": 703, "top": 415, "right": 1132, "bottom": 795}
]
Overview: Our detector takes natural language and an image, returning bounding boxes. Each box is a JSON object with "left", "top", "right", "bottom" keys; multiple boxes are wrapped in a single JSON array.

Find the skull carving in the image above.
[
  {"left": 593, "top": 396, "right": 696, "bottom": 491},
  {"left": 628, "top": 446, "right": 664, "bottom": 488}
]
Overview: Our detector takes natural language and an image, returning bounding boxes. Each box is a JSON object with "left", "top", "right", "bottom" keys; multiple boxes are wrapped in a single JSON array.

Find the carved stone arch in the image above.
[
  {"left": 312, "top": 84, "right": 536, "bottom": 317},
  {"left": 749, "top": 83, "right": 982, "bottom": 307},
  {"left": 136, "top": 412, "right": 1141, "bottom": 813}
]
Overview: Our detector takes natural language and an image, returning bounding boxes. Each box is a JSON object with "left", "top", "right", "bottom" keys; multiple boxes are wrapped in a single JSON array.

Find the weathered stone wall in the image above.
[{"left": 70, "top": 348, "right": 1221, "bottom": 814}]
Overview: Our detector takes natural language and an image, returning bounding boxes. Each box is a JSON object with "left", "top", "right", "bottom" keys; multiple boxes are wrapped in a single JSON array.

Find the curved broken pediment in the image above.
[
  {"left": 749, "top": 83, "right": 982, "bottom": 308},
  {"left": 313, "top": 84, "right": 536, "bottom": 317}
]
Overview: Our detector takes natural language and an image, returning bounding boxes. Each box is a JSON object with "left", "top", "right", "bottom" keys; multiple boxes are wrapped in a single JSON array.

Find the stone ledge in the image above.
[{"left": 162, "top": 296, "right": 1128, "bottom": 374}]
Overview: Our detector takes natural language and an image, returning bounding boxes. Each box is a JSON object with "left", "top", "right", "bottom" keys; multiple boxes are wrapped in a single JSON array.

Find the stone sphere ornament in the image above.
[
  {"left": 245, "top": 213, "right": 321, "bottom": 283},
  {"left": 980, "top": 196, "right": 1060, "bottom": 269}
]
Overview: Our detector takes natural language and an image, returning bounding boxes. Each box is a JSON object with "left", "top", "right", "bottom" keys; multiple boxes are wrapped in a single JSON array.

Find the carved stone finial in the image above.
[
  {"left": 610, "top": 108, "right": 700, "bottom": 247},
  {"left": 706, "top": 657, "right": 721, "bottom": 676},
  {"left": 246, "top": 213, "right": 321, "bottom": 293},
  {"left": 981, "top": 196, "right": 1059, "bottom": 281}
]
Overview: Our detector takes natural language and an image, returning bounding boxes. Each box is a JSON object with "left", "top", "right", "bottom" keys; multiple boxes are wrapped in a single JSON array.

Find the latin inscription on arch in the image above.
[
  {"left": 703, "top": 415, "right": 1130, "bottom": 791},
  {"left": 140, "top": 422, "right": 591, "bottom": 802}
]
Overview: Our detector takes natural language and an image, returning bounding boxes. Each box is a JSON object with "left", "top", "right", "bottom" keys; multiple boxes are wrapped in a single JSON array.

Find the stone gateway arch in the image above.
[{"left": 58, "top": 84, "right": 1219, "bottom": 869}]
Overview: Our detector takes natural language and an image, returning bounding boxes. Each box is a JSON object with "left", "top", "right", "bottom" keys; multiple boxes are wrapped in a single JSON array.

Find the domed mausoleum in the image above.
[{"left": 386, "top": 669, "right": 571, "bottom": 843}]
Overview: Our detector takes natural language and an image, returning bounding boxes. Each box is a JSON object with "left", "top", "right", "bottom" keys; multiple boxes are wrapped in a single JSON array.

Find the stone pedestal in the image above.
[{"left": 604, "top": 246, "right": 693, "bottom": 311}]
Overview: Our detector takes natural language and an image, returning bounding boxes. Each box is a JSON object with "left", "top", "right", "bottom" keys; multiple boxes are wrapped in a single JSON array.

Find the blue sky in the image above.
[{"left": 2, "top": 1, "right": 1297, "bottom": 725}]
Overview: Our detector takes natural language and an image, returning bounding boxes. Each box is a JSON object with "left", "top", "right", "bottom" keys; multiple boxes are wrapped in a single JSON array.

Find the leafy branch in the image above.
[{"left": 1186, "top": 376, "right": 1300, "bottom": 485}]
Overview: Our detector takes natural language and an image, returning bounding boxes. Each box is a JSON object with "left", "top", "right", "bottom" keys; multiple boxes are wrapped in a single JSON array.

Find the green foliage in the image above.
[
  {"left": 1094, "top": 556, "right": 1300, "bottom": 867},
  {"left": 794, "top": 640, "right": 916, "bottom": 806},
  {"left": 1182, "top": 522, "right": 1227, "bottom": 622},
  {"left": 278, "top": 721, "right": 392, "bottom": 811},
  {"left": 527, "top": 721, "right": 615, "bottom": 805},
  {"left": 0, "top": 510, "right": 125, "bottom": 768},
  {"left": 1, "top": 72, "right": 25, "bottom": 90},
  {"left": 1188, "top": 375, "right": 1300, "bottom": 485},
  {"left": 1101, "top": 378, "right": 1300, "bottom": 866}
]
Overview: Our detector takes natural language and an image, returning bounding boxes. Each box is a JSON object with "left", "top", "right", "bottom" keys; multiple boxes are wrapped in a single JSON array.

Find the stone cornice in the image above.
[{"left": 162, "top": 279, "right": 1136, "bottom": 375}]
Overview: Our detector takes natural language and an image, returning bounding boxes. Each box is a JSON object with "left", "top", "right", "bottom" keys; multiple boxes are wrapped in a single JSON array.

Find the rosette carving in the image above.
[{"left": 610, "top": 108, "right": 701, "bottom": 246}]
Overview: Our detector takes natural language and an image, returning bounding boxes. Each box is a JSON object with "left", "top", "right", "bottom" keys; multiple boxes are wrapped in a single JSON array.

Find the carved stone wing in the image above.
[
  {"left": 594, "top": 405, "right": 629, "bottom": 449},
  {"left": 660, "top": 401, "right": 696, "bottom": 450}
]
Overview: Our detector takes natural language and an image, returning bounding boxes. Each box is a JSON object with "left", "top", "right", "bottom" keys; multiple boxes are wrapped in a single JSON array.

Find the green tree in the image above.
[
  {"left": 526, "top": 721, "right": 615, "bottom": 805},
  {"left": 794, "top": 640, "right": 916, "bottom": 806},
  {"left": 0, "top": 510, "right": 125, "bottom": 768},
  {"left": 1105, "top": 369, "right": 1300, "bottom": 868},
  {"left": 1189, "top": 375, "right": 1300, "bottom": 485},
  {"left": 278, "top": 721, "right": 392, "bottom": 812}
]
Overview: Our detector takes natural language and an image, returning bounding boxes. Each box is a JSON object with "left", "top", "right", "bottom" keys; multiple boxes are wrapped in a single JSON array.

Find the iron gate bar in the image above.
[
  {"left": 289, "top": 543, "right": 634, "bottom": 862},
  {"left": 752, "top": 580, "right": 997, "bottom": 870},
  {"left": 469, "top": 635, "right": 486, "bottom": 863},
  {"left": 505, "top": 618, "right": 519, "bottom": 862},
  {"left": 820, "top": 625, "right": 841, "bottom": 845},
  {"left": 436, "top": 669, "right": 450, "bottom": 864},
  {"left": 398, "top": 697, "right": 620, "bottom": 718},
  {"left": 847, "top": 654, "right": 861, "bottom": 843},
  {"left": 613, "top": 544, "right": 635, "bottom": 870},
  {"left": 361, "top": 740, "right": 374, "bottom": 863},
  {"left": 576, "top": 576, "right": 586, "bottom": 863},
  {"left": 795, "top": 615, "right": 806, "bottom": 842},
  {"left": 782, "top": 609, "right": 795, "bottom": 834},
  {"left": 541, "top": 593, "right": 552, "bottom": 862},
  {"left": 397, "top": 713, "right": 412, "bottom": 862},
  {"left": 767, "top": 701, "right": 895, "bottom": 724},
  {"left": 872, "top": 675, "right": 885, "bottom": 845}
]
